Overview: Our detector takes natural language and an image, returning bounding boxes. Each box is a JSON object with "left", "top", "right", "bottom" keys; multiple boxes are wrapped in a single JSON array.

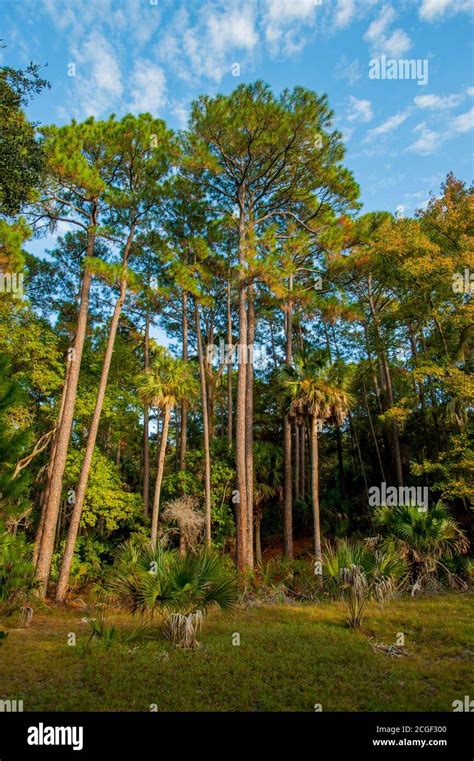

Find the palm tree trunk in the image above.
[
  {"left": 310, "top": 414, "right": 323, "bottom": 591},
  {"left": 143, "top": 310, "right": 150, "bottom": 516},
  {"left": 55, "top": 269, "right": 129, "bottom": 602},
  {"left": 35, "top": 223, "right": 96, "bottom": 594},
  {"left": 151, "top": 404, "right": 171, "bottom": 548},
  {"left": 195, "top": 299, "right": 212, "bottom": 547}
]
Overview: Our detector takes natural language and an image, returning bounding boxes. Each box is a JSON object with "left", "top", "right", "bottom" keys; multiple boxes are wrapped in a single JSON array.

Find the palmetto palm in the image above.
[
  {"left": 282, "top": 353, "right": 353, "bottom": 586},
  {"left": 322, "top": 538, "right": 407, "bottom": 628},
  {"left": 374, "top": 501, "right": 468, "bottom": 587},
  {"left": 136, "top": 348, "right": 198, "bottom": 547},
  {"left": 99, "top": 540, "right": 238, "bottom": 621}
]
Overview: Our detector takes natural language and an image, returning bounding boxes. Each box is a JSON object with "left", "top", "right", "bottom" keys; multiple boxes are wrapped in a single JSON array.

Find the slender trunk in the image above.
[
  {"left": 116, "top": 440, "right": 121, "bottom": 466},
  {"left": 300, "top": 420, "right": 306, "bottom": 502},
  {"left": 55, "top": 225, "right": 135, "bottom": 601},
  {"left": 283, "top": 276, "right": 293, "bottom": 558},
  {"left": 362, "top": 375, "right": 386, "bottom": 482},
  {"left": 195, "top": 299, "right": 212, "bottom": 548},
  {"left": 245, "top": 285, "right": 255, "bottom": 569},
  {"left": 255, "top": 516, "right": 262, "bottom": 566},
  {"left": 235, "top": 212, "right": 248, "bottom": 571},
  {"left": 294, "top": 421, "right": 300, "bottom": 503},
  {"left": 310, "top": 414, "right": 323, "bottom": 591},
  {"left": 226, "top": 274, "right": 233, "bottom": 449},
  {"left": 179, "top": 291, "right": 188, "bottom": 471},
  {"left": 55, "top": 267, "right": 130, "bottom": 602},
  {"left": 151, "top": 404, "right": 171, "bottom": 548},
  {"left": 367, "top": 288, "right": 403, "bottom": 486},
  {"left": 143, "top": 311, "right": 150, "bottom": 515},
  {"left": 35, "top": 222, "right": 97, "bottom": 594},
  {"left": 33, "top": 357, "right": 71, "bottom": 566},
  {"left": 335, "top": 425, "right": 345, "bottom": 498}
]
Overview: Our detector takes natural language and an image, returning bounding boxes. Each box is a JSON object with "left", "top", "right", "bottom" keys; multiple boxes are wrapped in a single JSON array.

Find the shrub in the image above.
[
  {"left": 374, "top": 501, "right": 469, "bottom": 590},
  {"left": 322, "top": 539, "right": 407, "bottom": 628},
  {"left": 0, "top": 523, "right": 38, "bottom": 618},
  {"left": 98, "top": 541, "right": 238, "bottom": 646}
]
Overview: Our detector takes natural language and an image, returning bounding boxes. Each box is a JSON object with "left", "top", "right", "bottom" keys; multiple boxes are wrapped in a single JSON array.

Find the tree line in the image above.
[{"left": 0, "top": 63, "right": 472, "bottom": 601}]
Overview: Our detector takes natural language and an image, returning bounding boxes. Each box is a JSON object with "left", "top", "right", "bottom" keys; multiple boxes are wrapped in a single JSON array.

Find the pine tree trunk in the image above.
[
  {"left": 310, "top": 414, "right": 323, "bottom": 591},
  {"left": 283, "top": 277, "right": 293, "bottom": 558},
  {"left": 300, "top": 420, "right": 306, "bottom": 502},
  {"left": 55, "top": 271, "right": 129, "bottom": 602},
  {"left": 235, "top": 211, "right": 248, "bottom": 571},
  {"left": 151, "top": 404, "right": 171, "bottom": 548},
  {"left": 245, "top": 286, "right": 255, "bottom": 569},
  {"left": 226, "top": 273, "right": 233, "bottom": 449},
  {"left": 143, "top": 311, "right": 150, "bottom": 516},
  {"left": 179, "top": 291, "right": 188, "bottom": 471},
  {"left": 195, "top": 299, "right": 212, "bottom": 548},
  {"left": 255, "top": 516, "right": 262, "bottom": 566},
  {"left": 294, "top": 421, "right": 300, "bottom": 503},
  {"left": 335, "top": 424, "right": 345, "bottom": 498},
  {"left": 361, "top": 374, "right": 386, "bottom": 482},
  {"left": 35, "top": 224, "right": 96, "bottom": 595},
  {"left": 33, "top": 357, "right": 72, "bottom": 566},
  {"left": 367, "top": 287, "right": 403, "bottom": 487}
]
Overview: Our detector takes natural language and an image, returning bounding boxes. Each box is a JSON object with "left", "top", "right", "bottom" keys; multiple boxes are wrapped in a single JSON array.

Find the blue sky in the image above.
[{"left": 2, "top": 0, "right": 473, "bottom": 231}]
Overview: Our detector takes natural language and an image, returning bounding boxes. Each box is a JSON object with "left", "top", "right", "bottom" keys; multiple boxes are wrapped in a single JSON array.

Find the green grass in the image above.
[{"left": 1, "top": 592, "right": 473, "bottom": 712}]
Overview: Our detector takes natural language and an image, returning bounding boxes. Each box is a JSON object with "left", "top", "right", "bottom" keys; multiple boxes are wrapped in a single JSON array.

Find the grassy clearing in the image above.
[{"left": 1, "top": 592, "right": 473, "bottom": 712}]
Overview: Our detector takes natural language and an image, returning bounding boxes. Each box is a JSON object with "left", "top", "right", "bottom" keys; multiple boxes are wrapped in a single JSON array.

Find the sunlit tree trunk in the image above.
[
  {"left": 56, "top": 259, "right": 131, "bottom": 602},
  {"left": 283, "top": 275, "right": 293, "bottom": 558},
  {"left": 195, "top": 299, "right": 212, "bottom": 548},
  {"left": 310, "top": 414, "right": 323, "bottom": 591},
  {"left": 33, "top": 357, "right": 71, "bottom": 566},
  {"left": 151, "top": 403, "right": 171, "bottom": 548},
  {"left": 235, "top": 208, "right": 248, "bottom": 571},
  {"left": 179, "top": 291, "right": 188, "bottom": 471},
  {"left": 36, "top": 220, "right": 97, "bottom": 595},
  {"left": 245, "top": 285, "right": 255, "bottom": 569},
  {"left": 55, "top": 227, "right": 135, "bottom": 601},
  {"left": 226, "top": 272, "right": 233, "bottom": 449},
  {"left": 143, "top": 310, "right": 150, "bottom": 516}
]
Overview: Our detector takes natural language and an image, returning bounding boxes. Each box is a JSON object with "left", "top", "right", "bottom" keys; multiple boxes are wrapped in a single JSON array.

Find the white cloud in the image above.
[
  {"left": 170, "top": 101, "right": 190, "bottom": 129},
  {"left": 451, "top": 107, "right": 474, "bottom": 133},
  {"left": 414, "top": 93, "right": 463, "bottom": 109},
  {"left": 347, "top": 96, "right": 373, "bottom": 123},
  {"left": 408, "top": 122, "right": 443, "bottom": 154},
  {"left": 157, "top": 3, "right": 258, "bottom": 83},
  {"left": 263, "top": 0, "right": 317, "bottom": 56},
  {"left": 334, "top": 56, "right": 362, "bottom": 84},
  {"left": 128, "top": 60, "right": 167, "bottom": 115},
  {"left": 419, "top": 0, "right": 474, "bottom": 22},
  {"left": 364, "top": 4, "right": 412, "bottom": 57},
  {"left": 334, "top": 0, "right": 356, "bottom": 29},
  {"left": 467, "top": 87, "right": 474, "bottom": 97},
  {"left": 71, "top": 31, "right": 123, "bottom": 117},
  {"left": 408, "top": 108, "right": 473, "bottom": 154},
  {"left": 364, "top": 110, "right": 410, "bottom": 142}
]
